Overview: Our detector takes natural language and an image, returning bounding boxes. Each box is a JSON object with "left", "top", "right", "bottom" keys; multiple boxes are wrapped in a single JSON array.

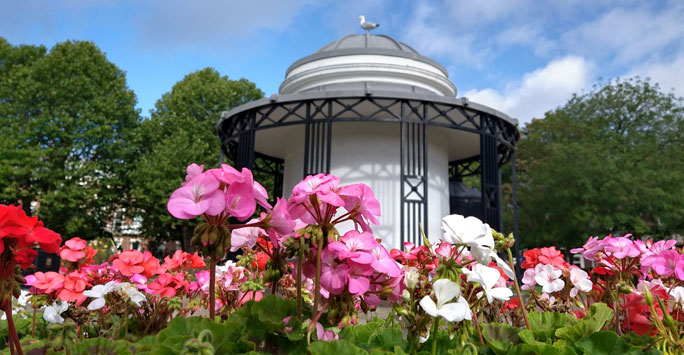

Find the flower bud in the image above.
[
  {"left": 402, "top": 289, "right": 411, "bottom": 302},
  {"left": 403, "top": 267, "right": 419, "bottom": 290},
  {"left": 643, "top": 287, "right": 654, "bottom": 306},
  {"left": 394, "top": 305, "right": 409, "bottom": 316},
  {"left": 618, "top": 283, "right": 632, "bottom": 294}
]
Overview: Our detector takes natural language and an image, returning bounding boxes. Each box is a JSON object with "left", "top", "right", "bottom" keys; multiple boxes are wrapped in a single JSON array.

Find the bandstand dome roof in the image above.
[
  {"left": 280, "top": 33, "right": 458, "bottom": 97},
  {"left": 219, "top": 32, "right": 519, "bottom": 167}
]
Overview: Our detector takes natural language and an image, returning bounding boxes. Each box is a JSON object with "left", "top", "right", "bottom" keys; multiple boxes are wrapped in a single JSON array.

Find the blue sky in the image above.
[{"left": 2, "top": 0, "right": 683, "bottom": 126}]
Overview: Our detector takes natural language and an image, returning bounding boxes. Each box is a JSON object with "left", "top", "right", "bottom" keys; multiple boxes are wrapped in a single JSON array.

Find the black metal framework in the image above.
[{"left": 218, "top": 93, "right": 519, "bottom": 245}]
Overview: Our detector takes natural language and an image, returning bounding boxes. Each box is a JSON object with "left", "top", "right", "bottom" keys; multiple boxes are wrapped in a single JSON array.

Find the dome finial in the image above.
[{"left": 358, "top": 15, "right": 379, "bottom": 32}]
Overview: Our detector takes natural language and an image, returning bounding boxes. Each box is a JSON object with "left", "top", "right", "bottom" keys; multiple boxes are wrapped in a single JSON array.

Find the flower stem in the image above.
[
  {"left": 312, "top": 232, "right": 324, "bottom": 320},
  {"left": 209, "top": 258, "right": 216, "bottom": 321},
  {"left": 5, "top": 301, "right": 24, "bottom": 355},
  {"left": 507, "top": 248, "right": 531, "bottom": 330},
  {"left": 296, "top": 244, "right": 303, "bottom": 320},
  {"left": 430, "top": 317, "right": 439, "bottom": 355},
  {"left": 31, "top": 307, "right": 36, "bottom": 338},
  {"left": 470, "top": 303, "right": 485, "bottom": 347}
]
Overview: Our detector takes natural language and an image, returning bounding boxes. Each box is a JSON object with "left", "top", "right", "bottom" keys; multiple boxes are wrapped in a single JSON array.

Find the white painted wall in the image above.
[{"left": 281, "top": 122, "right": 450, "bottom": 250}]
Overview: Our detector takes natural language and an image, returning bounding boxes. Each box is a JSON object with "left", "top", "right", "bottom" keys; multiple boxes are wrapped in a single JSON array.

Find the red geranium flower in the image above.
[
  {"left": 252, "top": 252, "right": 270, "bottom": 270},
  {"left": 521, "top": 248, "right": 541, "bottom": 269}
]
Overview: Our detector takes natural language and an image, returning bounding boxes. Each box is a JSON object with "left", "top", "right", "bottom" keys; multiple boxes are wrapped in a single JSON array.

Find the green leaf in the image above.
[
  {"left": 308, "top": 340, "right": 369, "bottom": 355},
  {"left": 555, "top": 303, "right": 613, "bottom": 342},
  {"left": 339, "top": 320, "right": 383, "bottom": 347},
  {"left": 576, "top": 331, "right": 643, "bottom": 355},
  {"left": 368, "top": 327, "right": 408, "bottom": 352},
  {"left": 528, "top": 311, "right": 572, "bottom": 340},
  {"left": 71, "top": 338, "right": 133, "bottom": 355},
  {"left": 482, "top": 323, "right": 521, "bottom": 355}
]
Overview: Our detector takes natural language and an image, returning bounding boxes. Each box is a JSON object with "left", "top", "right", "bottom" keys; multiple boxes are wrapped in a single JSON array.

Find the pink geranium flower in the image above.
[
  {"left": 59, "top": 237, "right": 88, "bottom": 262},
  {"left": 370, "top": 244, "right": 403, "bottom": 278},
  {"left": 148, "top": 272, "right": 188, "bottom": 298},
  {"left": 225, "top": 168, "right": 258, "bottom": 220},
  {"left": 56, "top": 271, "right": 87, "bottom": 305},
  {"left": 347, "top": 261, "right": 374, "bottom": 295},
  {"left": 266, "top": 198, "right": 294, "bottom": 236},
  {"left": 26, "top": 271, "right": 65, "bottom": 294},
  {"left": 316, "top": 322, "right": 339, "bottom": 341},
  {"left": 570, "top": 236, "right": 605, "bottom": 261},
  {"left": 183, "top": 163, "right": 204, "bottom": 185},
  {"left": 290, "top": 173, "right": 344, "bottom": 207},
  {"left": 329, "top": 230, "right": 378, "bottom": 265},
  {"left": 534, "top": 264, "right": 564, "bottom": 294},
  {"left": 605, "top": 236, "right": 641, "bottom": 259},
  {"left": 230, "top": 218, "right": 265, "bottom": 251},
  {"left": 168, "top": 172, "right": 226, "bottom": 219},
  {"left": 652, "top": 250, "right": 682, "bottom": 278},
  {"left": 521, "top": 268, "right": 536, "bottom": 290},
  {"left": 113, "top": 250, "right": 145, "bottom": 277},
  {"left": 320, "top": 248, "right": 349, "bottom": 296},
  {"left": 537, "top": 247, "right": 566, "bottom": 267},
  {"left": 339, "top": 183, "right": 381, "bottom": 232},
  {"left": 569, "top": 267, "right": 593, "bottom": 297},
  {"left": 190, "top": 270, "right": 211, "bottom": 293}
]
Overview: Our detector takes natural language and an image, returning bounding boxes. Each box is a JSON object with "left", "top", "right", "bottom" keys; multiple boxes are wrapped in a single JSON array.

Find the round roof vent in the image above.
[{"left": 317, "top": 34, "right": 420, "bottom": 54}]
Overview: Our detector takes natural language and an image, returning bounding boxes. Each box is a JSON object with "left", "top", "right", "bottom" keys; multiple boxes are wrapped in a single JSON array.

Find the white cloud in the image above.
[
  {"left": 402, "top": 0, "right": 490, "bottom": 68},
  {"left": 627, "top": 52, "right": 684, "bottom": 97},
  {"left": 463, "top": 56, "right": 594, "bottom": 126},
  {"left": 562, "top": 3, "right": 684, "bottom": 65}
]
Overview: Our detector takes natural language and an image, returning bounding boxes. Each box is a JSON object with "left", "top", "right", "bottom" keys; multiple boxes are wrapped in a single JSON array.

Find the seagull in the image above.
[{"left": 358, "top": 15, "right": 379, "bottom": 32}]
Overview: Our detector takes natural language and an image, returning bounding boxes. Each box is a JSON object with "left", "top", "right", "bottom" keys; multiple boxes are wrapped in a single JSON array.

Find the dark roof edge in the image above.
[
  {"left": 218, "top": 90, "right": 519, "bottom": 129},
  {"left": 285, "top": 48, "right": 450, "bottom": 77}
]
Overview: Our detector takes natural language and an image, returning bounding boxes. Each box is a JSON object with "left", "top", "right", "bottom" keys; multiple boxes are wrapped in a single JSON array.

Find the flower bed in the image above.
[{"left": 1, "top": 163, "right": 682, "bottom": 354}]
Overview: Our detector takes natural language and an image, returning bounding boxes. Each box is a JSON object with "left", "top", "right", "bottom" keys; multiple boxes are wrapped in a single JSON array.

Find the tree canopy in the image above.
[
  {"left": 128, "top": 68, "right": 263, "bottom": 247},
  {"left": 517, "top": 78, "right": 684, "bottom": 249},
  {"left": 0, "top": 38, "right": 140, "bottom": 238}
]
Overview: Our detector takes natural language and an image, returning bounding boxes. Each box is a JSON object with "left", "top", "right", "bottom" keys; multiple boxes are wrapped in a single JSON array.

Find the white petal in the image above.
[
  {"left": 419, "top": 329, "right": 430, "bottom": 344},
  {"left": 475, "top": 264, "right": 502, "bottom": 290},
  {"left": 83, "top": 288, "right": 103, "bottom": 298},
  {"left": 469, "top": 244, "right": 493, "bottom": 265},
  {"left": 419, "top": 296, "right": 438, "bottom": 317},
  {"left": 433, "top": 279, "right": 461, "bottom": 308},
  {"left": 87, "top": 297, "right": 106, "bottom": 311},
  {"left": 438, "top": 302, "right": 468, "bottom": 322},
  {"left": 488, "top": 287, "right": 513, "bottom": 302},
  {"left": 493, "top": 254, "right": 515, "bottom": 279}
]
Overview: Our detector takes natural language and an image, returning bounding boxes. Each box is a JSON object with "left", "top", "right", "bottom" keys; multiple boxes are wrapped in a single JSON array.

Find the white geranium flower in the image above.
[
  {"left": 43, "top": 301, "right": 69, "bottom": 324},
  {"left": 670, "top": 286, "right": 684, "bottom": 304},
  {"left": 441, "top": 214, "right": 495, "bottom": 265},
  {"left": 83, "top": 281, "right": 118, "bottom": 310},
  {"left": 466, "top": 264, "right": 513, "bottom": 303},
  {"left": 112, "top": 282, "right": 147, "bottom": 307},
  {"left": 534, "top": 264, "right": 564, "bottom": 294},
  {"left": 419, "top": 279, "right": 472, "bottom": 322},
  {"left": 569, "top": 268, "right": 592, "bottom": 297}
]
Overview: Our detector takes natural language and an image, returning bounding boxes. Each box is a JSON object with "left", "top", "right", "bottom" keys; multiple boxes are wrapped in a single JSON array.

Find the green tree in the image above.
[
  {"left": 129, "top": 68, "right": 263, "bottom": 248},
  {"left": 0, "top": 38, "right": 141, "bottom": 238},
  {"left": 517, "top": 77, "right": 684, "bottom": 249}
]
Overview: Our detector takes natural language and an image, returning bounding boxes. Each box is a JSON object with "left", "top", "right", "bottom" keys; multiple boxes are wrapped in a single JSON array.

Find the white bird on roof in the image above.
[{"left": 358, "top": 15, "right": 379, "bottom": 32}]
